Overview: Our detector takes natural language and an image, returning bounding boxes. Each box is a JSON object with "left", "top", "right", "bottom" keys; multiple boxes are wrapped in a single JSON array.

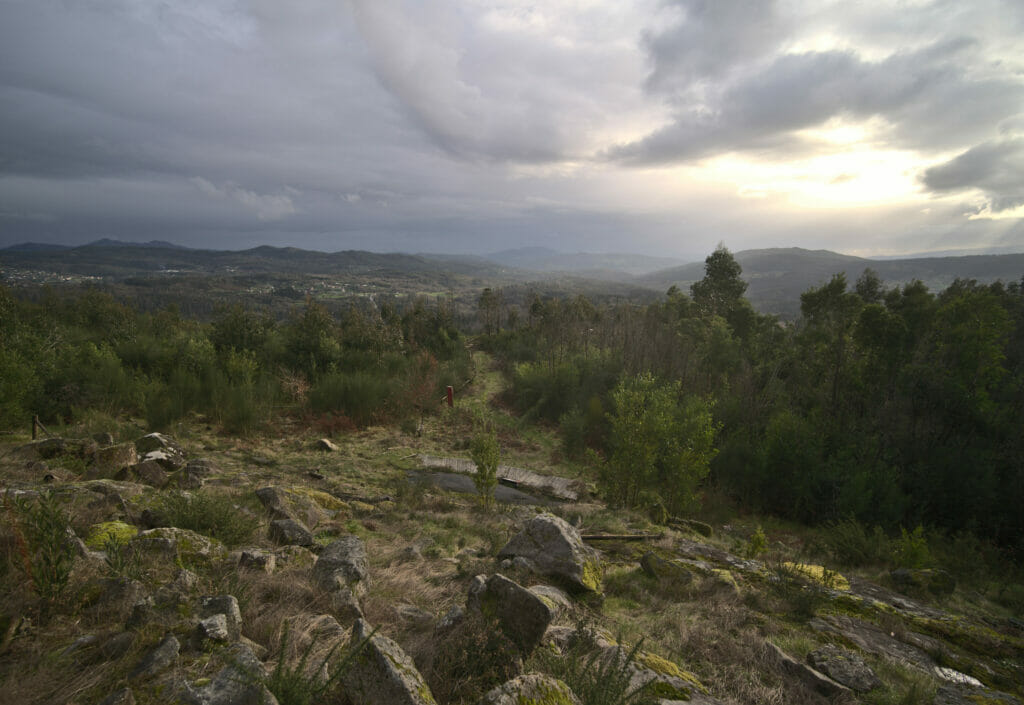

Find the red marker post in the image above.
[{"left": 446, "top": 385, "right": 454, "bottom": 407}]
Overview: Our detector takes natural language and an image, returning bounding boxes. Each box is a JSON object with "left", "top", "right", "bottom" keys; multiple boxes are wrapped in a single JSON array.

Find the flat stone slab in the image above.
[{"left": 419, "top": 455, "right": 581, "bottom": 501}]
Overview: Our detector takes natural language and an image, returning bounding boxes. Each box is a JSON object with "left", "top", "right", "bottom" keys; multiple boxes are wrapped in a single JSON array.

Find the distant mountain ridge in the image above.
[
  {"left": 641, "top": 247, "right": 1024, "bottom": 318},
  {"left": 484, "top": 246, "right": 686, "bottom": 276}
]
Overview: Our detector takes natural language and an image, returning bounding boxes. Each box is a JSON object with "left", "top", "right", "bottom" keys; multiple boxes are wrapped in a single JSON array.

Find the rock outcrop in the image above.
[{"left": 497, "top": 513, "right": 602, "bottom": 592}]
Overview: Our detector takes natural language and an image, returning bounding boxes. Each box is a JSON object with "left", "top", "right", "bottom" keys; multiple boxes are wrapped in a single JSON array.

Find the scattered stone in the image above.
[
  {"left": 129, "top": 459, "right": 170, "bottom": 487},
  {"left": 85, "top": 577, "right": 147, "bottom": 620},
  {"left": 128, "top": 635, "right": 179, "bottom": 682},
  {"left": 198, "top": 595, "right": 242, "bottom": 641},
  {"left": 316, "top": 438, "right": 339, "bottom": 452},
  {"left": 328, "top": 587, "right": 364, "bottom": 625},
  {"left": 139, "top": 449, "right": 186, "bottom": 472},
  {"left": 274, "top": 545, "right": 317, "bottom": 568},
  {"left": 194, "top": 614, "right": 230, "bottom": 647},
  {"left": 478, "top": 673, "right": 580, "bottom": 705},
  {"left": 342, "top": 619, "right": 436, "bottom": 705},
  {"left": 527, "top": 585, "right": 573, "bottom": 623},
  {"left": 134, "top": 432, "right": 182, "bottom": 455},
  {"left": 180, "top": 643, "right": 278, "bottom": 705},
  {"left": 269, "top": 518, "right": 313, "bottom": 547},
  {"left": 256, "top": 486, "right": 326, "bottom": 528},
  {"left": 765, "top": 642, "right": 850, "bottom": 697},
  {"left": 176, "top": 464, "right": 208, "bottom": 489},
  {"left": 313, "top": 535, "right": 369, "bottom": 595},
  {"left": 436, "top": 605, "right": 465, "bottom": 633},
  {"left": 133, "top": 527, "right": 227, "bottom": 564},
  {"left": 98, "top": 688, "right": 135, "bottom": 705},
  {"left": 807, "top": 645, "right": 883, "bottom": 692},
  {"left": 497, "top": 513, "right": 603, "bottom": 593},
  {"left": 92, "top": 443, "right": 138, "bottom": 476},
  {"left": 238, "top": 549, "right": 276, "bottom": 573},
  {"left": 466, "top": 574, "right": 554, "bottom": 656}
]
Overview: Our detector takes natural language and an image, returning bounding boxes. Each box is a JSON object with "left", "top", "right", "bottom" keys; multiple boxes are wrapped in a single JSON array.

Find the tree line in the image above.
[{"left": 480, "top": 247, "right": 1024, "bottom": 558}]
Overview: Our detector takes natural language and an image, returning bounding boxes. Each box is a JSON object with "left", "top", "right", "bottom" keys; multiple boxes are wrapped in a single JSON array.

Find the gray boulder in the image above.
[
  {"left": 268, "top": 519, "right": 313, "bottom": 547},
  {"left": 342, "top": 619, "right": 436, "bottom": 705},
  {"left": 313, "top": 536, "right": 369, "bottom": 595},
  {"left": 478, "top": 674, "right": 580, "bottom": 705},
  {"left": 497, "top": 513, "right": 602, "bottom": 593},
  {"left": 92, "top": 443, "right": 138, "bottom": 476},
  {"left": 198, "top": 595, "right": 242, "bottom": 641},
  {"left": 807, "top": 645, "right": 882, "bottom": 692},
  {"left": 466, "top": 574, "right": 554, "bottom": 656},
  {"left": 181, "top": 643, "right": 278, "bottom": 705}
]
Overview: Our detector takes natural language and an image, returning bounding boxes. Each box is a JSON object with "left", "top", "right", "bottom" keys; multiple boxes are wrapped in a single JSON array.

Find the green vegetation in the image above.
[
  {"left": 469, "top": 428, "right": 500, "bottom": 508},
  {"left": 155, "top": 491, "right": 258, "bottom": 548},
  {"left": 4, "top": 492, "right": 76, "bottom": 610}
]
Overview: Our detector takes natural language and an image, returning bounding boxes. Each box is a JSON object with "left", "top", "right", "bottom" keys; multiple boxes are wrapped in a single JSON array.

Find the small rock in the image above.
[
  {"left": 129, "top": 635, "right": 179, "bottom": 682},
  {"left": 328, "top": 587, "right": 364, "bottom": 625},
  {"left": 139, "top": 449, "right": 186, "bottom": 473},
  {"left": 93, "top": 432, "right": 116, "bottom": 446},
  {"left": 93, "top": 443, "right": 139, "bottom": 476},
  {"left": 199, "top": 595, "right": 242, "bottom": 641},
  {"left": 313, "top": 536, "right": 369, "bottom": 595},
  {"left": 342, "top": 619, "right": 435, "bottom": 705},
  {"left": 238, "top": 549, "right": 276, "bottom": 573},
  {"left": 130, "top": 460, "right": 169, "bottom": 488},
  {"left": 195, "top": 614, "right": 230, "bottom": 647},
  {"left": 807, "top": 645, "right": 882, "bottom": 692},
  {"left": 478, "top": 674, "right": 580, "bottom": 705},
  {"left": 181, "top": 643, "right": 277, "bottom": 705},
  {"left": 134, "top": 432, "right": 181, "bottom": 454},
  {"left": 396, "top": 604, "right": 434, "bottom": 628},
  {"left": 316, "top": 438, "right": 339, "bottom": 452},
  {"left": 269, "top": 518, "right": 313, "bottom": 547}
]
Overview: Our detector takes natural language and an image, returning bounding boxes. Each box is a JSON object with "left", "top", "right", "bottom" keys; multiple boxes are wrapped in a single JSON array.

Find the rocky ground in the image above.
[{"left": 1, "top": 412, "right": 1022, "bottom": 705}]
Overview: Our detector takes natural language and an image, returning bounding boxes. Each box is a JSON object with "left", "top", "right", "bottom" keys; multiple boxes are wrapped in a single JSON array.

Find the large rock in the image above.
[
  {"left": 807, "top": 645, "right": 882, "bottom": 692},
  {"left": 497, "top": 513, "right": 602, "bottom": 593},
  {"left": 313, "top": 536, "right": 369, "bottom": 595},
  {"left": 478, "top": 674, "right": 580, "bottom": 705},
  {"left": 135, "top": 432, "right": 183, "bottom": 455},
  {"left": 342, "top": 619, "right": 436, "bottom": 705},
  {"left": 256, "top": 486, "right": 326, "bottom": 529},
  {"left": 129, "top": 460, "right": 169, "bottom": 488},
  {"left": 466, "top": 574, "right": 554, "bottom": 656}
]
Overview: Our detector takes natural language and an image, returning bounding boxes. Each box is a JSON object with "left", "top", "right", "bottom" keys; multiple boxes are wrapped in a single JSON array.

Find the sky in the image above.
[{"left": 1, "top": 0, "right": 1023, "bottom": 260}]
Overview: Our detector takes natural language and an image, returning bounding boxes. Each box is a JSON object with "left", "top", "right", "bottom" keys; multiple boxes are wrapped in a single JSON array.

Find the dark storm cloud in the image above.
[
  {"left": 922, "top": 139, "right": 1024, "bottom": 213},
  {"left": 613, "top": 37, "right": 1023, "bottom": 163}
]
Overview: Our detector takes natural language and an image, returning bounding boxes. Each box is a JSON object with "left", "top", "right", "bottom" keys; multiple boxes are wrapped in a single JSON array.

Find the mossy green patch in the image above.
[
  {"left": 287, "top": 487, "right": 348, "bottom": 512},
  {"left": 781, "top": 562, "right": 850, "bottom": 591},
  {"left": 638, "top": 651, "right": 707, "bottom": 693},
  {"left": 85, "top": 521, "right": 137, "bottom": 549},
  {"left": 516, "top": 680, "right": 576, "bottom": 705},
  {"left": 581, "top": 557, "right": 603, "bottom": 593}
]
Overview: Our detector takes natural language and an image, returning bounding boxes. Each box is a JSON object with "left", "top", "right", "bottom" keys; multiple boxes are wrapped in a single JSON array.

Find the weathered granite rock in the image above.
[
  {"left": 134, "top": 432, "right": 183, "bottom": 455},
  {"left": 497, "top": 513, "right": 602, "bottom": 592},
  {"left": 238, "top": 549, "right": 276, "bottom": 574},
  {"left": 313, "top": 536, "right": 369, "bottom": 595},
  {"left": 133, "top": 527, "right": 227, "bottom": 564},
  {"left": 342, "top": 619, "right": 436, "bottom": 705},
  {"left": 807, "top": 645, "right": 882, "bottom": 692},
  {"left": 101, "top": 631, "right": 137, "bottom": 661},
  {"left": 128, "top": 635, "right": 179, "bottom": 682},
  {"left": 195, "top": 614, "right": 230, "bottom": 646},
  {"left": 765, "top": 642, "right": 850, "bottom": 697},
  {"left": 139, "top": 448, "right": 186, "bottom": 472},
  {"left": 269, "top": 518, "right": 313, "bottom": 547},
  {"left": 933, "top": 684, "right": 1021, "bottom": 705},
  {"left": 256, "top": 486, "right": 326, "bottom": 529},
  {"left": 93, "top": 443, "right": 139, "bottom": 476},
  {"left": 181, "top": 643, "right": 278, "bottom": 705},
  {"left": 199, "top": 595, "right": 242, "bottom": 641},
  {"left": 130, "top": 460, "right": 169, "bottom": 488},
  {"left": 478, "top": 674, "right": 580, "bottom": 705},
  {"left": 466, "top": 574, "right": 554, "bottom": 656},
  {"left": 528, "top": 585, "right": 573, "bottom": 623}
]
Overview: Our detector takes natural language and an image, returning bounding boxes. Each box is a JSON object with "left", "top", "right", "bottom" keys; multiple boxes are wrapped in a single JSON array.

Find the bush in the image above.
[
  {"left": 470, "top": 429, "right": 500, "bottom": 508},
  {"left": 309, "top": 371, "right": 397, "bottom": 427},
  {"left": 892, "top": 526, "right": 932, "bottom": 569},
  {"left": 156, "top": 491, "right": 257, "bottom": 547},
  {"left": 6, "top": 492, "right": 77, "bottom": 609},
  {"left": 821, "top": 518, "right": 890, "bottom": 567}
]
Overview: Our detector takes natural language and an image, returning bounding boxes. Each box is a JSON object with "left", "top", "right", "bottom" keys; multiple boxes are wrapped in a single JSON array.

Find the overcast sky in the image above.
[{"left": 1, "top": 0, "right": 1023, "bottom": 259}]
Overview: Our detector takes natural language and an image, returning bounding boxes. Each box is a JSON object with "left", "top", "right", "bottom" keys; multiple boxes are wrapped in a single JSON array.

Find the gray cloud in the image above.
[
  {"left": 613, "top": 37, "right": 1023, "bottom": 163},
  {"left": 922, "top": 138, "right": 1024, "bottom": 212}
]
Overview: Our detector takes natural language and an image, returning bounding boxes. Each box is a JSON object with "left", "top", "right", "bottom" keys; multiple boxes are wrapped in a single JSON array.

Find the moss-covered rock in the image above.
[
  {"left": 85, "top": 520, "right": 138, "bottom": 549},
  {"left": 782, "top": 562, "right": 850, "bottom": 591}
]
